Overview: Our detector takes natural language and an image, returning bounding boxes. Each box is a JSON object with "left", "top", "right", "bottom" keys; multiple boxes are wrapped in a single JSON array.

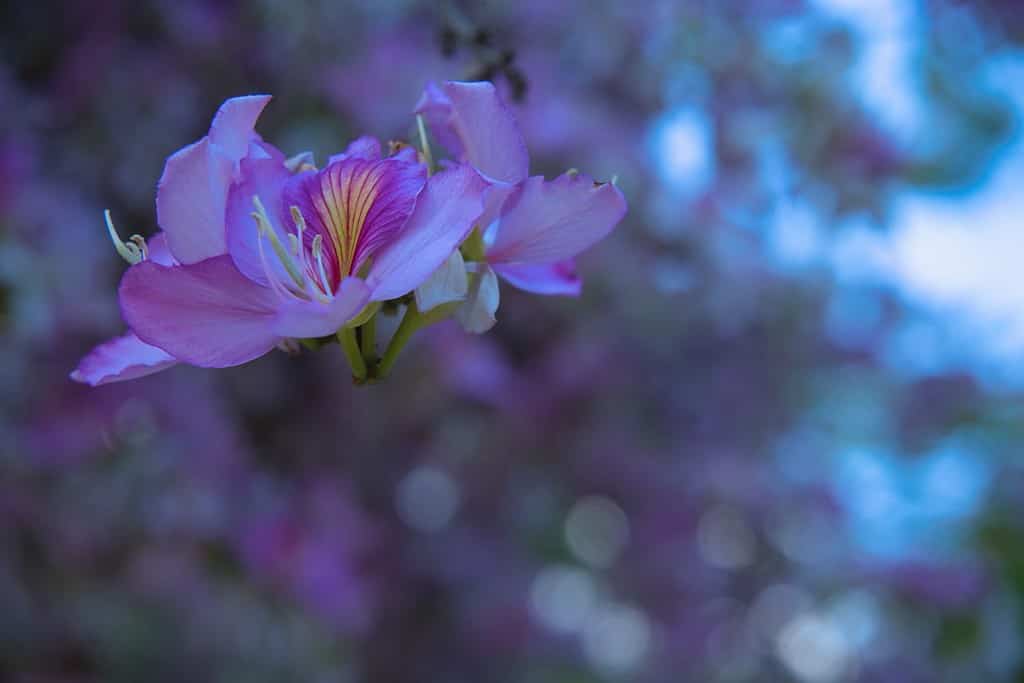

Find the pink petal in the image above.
[
  {"left": 70, "top": 333, "right": 178, "bottom": 386},
  {"left": 272, "top": 277, "right": 371, "bottom": 338},
  {"left": 365, "top": 164, "right": 487, "bottom": 301},
  {"left": 477, "top": 180, "right": 518, "bottom": 239},
  {"left": 391, "top": 146, "right": 420, "bottom": 164},
  {"left": 416, "top": 81, "right": 529, "bottom": 184},
  {"left": 327, "top": 136, "right": 383, "bottom": 165},
  {"left": 493, "top": 259, "right": 582, "bottom": 296},
  {"left": 156, "top": 136, "right": 233, "bottom": 264},
  {"left": 284, "top": 156, "right": 426, "bottom": 283},
  {"left": 146, "top": 232, "right": 176, "bottom": 266},
  {"left": 487, "top": 173, "right": 627, "bottom": 265},
  {"left": 225, "top": 156, "right": 294, "bottom": 286},
  {"left": 415, "top": 83, "right": 465, "bottom": 160},
  {"left": 120, "top": 256, "right": 281, "bottom": 368},
  {"left": 209, "top": 95, "right": 273, "bottom": 162},
  {"left": 252, "top": 140, "right": 287, "bottom": 163}
]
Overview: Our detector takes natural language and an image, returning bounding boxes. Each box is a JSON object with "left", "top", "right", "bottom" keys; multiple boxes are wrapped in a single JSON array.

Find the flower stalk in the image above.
[
  {"left": 374, "top": 300, "right": 461, "bottom": 380},
  {"left": 360, "top": 315, "right": 377, "bottom": 365},
  {"left": 375, "top": 303, "right": 421, "bottom": 380},
  {"left": 338, "top": 327, "right": 367, "bottom": 382}
]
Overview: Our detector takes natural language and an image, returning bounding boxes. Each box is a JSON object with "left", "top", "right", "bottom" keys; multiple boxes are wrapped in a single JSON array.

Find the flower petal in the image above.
[
  {"left": 487, "top": 173, "right": 627, "bottom": 265},
  {"left": 146, "top": 232, "right": 176, "bottom": 266},
  {"left": 415, "top": 83, "right": 464, "bottom": 159},
  {"left": 209, "top": 95, "right": 273, "bottom": 162},
  {"left": 70, "top": 333, "right": 178, "bottom": 386},
  {"left": 156, "top": 136, "right": 233, "bottom": 264},
  {"left": 415, "top": 249, "right": 468, "bottom": 313},
  {"left": 120, "top": 256, "right": 280, "bottom": 368},
  {"left": 251, "top": 140, "right": 286, "bottom": 162},
  {"left": 365, "top": 164, "right": 487, "bottom": 301},
  {"left": 454, "top": 265, "right": 499, "bottom": 334},
  {"left": 225, "top": 156, "right": 294, "bottom": 286},
  {"left": 416, "top": 81, "right": 529, "bottom": 184},
  {"left": 272, "top": 276, "right": 371, "bottom": 338},
  {"left": 232, "top": 152, "right": 430, "bottom": 302},
  {"left": 477, "top": 179, "right": 518, "bottom": 240},
  {"left": 493, "top": 259, "right": 582, "bottom": 296},
  {"left": 282, "top": 155, "right": 427, "bottom": 290},
  {"left": 327, "top": 136, "right": 382, "bottom": 165}
]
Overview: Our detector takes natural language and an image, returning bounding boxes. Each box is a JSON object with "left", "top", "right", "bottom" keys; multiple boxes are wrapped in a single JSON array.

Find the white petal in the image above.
[
  {"left": 415, "top": 249, "right": 469, "bottom": 313},
  {"left": 455, "top": 264, "right": 500, "bottom": 334}
]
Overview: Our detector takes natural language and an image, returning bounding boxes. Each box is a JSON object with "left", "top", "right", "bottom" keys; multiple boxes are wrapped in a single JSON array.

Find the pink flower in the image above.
[
  {"left": 72, "top": 96, "right": 486, "bottom": 385},
  {"left": 415, "top": 81, "right": 627, "bottom": 331}
]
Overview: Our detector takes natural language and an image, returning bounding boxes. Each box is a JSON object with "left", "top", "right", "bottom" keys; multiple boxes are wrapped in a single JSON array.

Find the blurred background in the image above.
[{"left": 2, "top": 0, "right": 1024, "bottom": 681}]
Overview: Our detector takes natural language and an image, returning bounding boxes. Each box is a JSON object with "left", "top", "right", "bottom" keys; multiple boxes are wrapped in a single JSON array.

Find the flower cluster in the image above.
[{"left": 71, "top": 82, "right": 626, "bottom": 386}]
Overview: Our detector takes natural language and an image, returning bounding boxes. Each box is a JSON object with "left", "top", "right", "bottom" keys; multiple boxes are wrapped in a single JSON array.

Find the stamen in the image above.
[
  {"left": 104, "top": 210, "right": 146, "bottom": 265},
  {"left": 284, "top": 151, "right": 316, "bottom": 174},
  {"left": 254, "top": 221, "right": 290, "bottom": 302},
  {"left": 311, "top": 234, "right": 334, "bottom": 300},
  {"left": 416, "top": 114, "right": 434, "bottom": 172},
  {"left": 251, "top": 196, "right": 305, "bottom": 290},
  {"left": 289, "top": 205, "right": 310, "bottom": 278},
  {"left": 276, "top": 338, "right": 302, "bottom": 355},
  {"left": 129, "top": 235, "right": 149, "bottom": 260}
]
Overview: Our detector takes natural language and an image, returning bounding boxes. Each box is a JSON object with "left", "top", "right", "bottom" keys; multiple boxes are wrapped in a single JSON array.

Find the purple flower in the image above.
[
  {"left": 70, "top": 232, "right": 180, "bottom": 385},
  {"left": 415, "top": 81, "right": 627, "bottom": 331},
  {"left": 72, "top": 95, "right": 487, "bottom": 385}
]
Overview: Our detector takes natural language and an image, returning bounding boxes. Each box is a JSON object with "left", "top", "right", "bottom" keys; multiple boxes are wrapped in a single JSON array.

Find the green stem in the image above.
[
  {"left": 376, "top": 303, "right": 422, "bottom": 379},
  {"left": 360, "top": 315, "right": 377, "bottom": 365},
  {"left": 338, "top": 327, "right": 367, "bottom": 381}
]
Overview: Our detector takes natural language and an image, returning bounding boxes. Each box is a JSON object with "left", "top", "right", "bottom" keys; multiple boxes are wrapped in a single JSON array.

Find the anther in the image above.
[
  {"left": 289, "top": 205, "right": 310, "bottom": 277},
  {"left": 311, "top": 234, "right": 333, "bottom": 299},
  {"left": 284, "top": 151, "right": 316, "bottom": 174},
  {"left": 104, "top": 210, "right": 147, "bottom": 265}
]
